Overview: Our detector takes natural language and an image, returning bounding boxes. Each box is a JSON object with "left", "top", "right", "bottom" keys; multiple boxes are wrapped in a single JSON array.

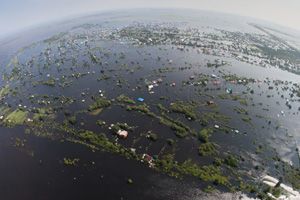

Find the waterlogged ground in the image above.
[{"left": 0, "top": 9, "right": 300, "bottom": 200}]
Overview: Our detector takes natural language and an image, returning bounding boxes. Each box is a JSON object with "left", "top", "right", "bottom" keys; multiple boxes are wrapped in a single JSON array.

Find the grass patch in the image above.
[
  {"left": 33, "top": 78, "right": 56, "bottom": 87},
  {"left": 198, "top": 128, "right": 213, "bottom": 143},
  {"left": 284, "top": 164, "right": 300, "bottom": 190},
  {"left": 88, "top": 97, "right": 111, "bottom": 112},
  {"left": 32, "top": 107, "right": 54, "bottom": 121},
  {"left": 200, "top": 112, "right": 231, "bottom": 126},
  {"left": 170, "top": 101, "right": 197, "bottom": 120},
  {"left": 157, "top": 103, "right": 169, "bottom": 113},
  {"left": 76, "top": 130, "right": 138, "bottom": 159},
  {"left": 242, "top": 116, "right": 252, "bottom": 125},
  {"left": 147, "top": 132, "right": 158, "bottom": 141},
  {"left": 176, "top": 159, "right": 229, "bottom": 185},
  {"left": 126, "top": 104, "right": 156, "bottom": 117},
  {"left": 159, "top": 114, "right": 193, "bottom": 138},
  {"left": 117, "top": 94, "right": 136, "bottom": 104},
  {"left": 224, "top": 154, "right": 239, "bottom": 168},
  {"left": 199, "top": 142, "right": 217, "bottom": 156},
  {"left": 4, "top": 109, "right": 28, "bottom": 126},
  {"left": 0, "top": 85, "right": 10, "bottom": 98},
  {"left": 110, "top": 122, "right": 134, "bottom": 133},
  {"left": 234, "top": 107, "right": 248, "bottom": 115},
  {"left": 63, "top": 158, "right": 79, "bottom": 166}
]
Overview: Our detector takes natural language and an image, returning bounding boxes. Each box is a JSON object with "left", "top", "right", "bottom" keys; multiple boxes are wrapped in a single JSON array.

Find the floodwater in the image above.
[{"left": 0, "top": 9, "right": 299, "bottom": 200}]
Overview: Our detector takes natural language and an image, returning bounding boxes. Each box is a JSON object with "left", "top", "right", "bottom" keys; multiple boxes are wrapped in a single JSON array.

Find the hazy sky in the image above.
[{"left": 1, "top": 0, "right": 300, "bottom": 37}]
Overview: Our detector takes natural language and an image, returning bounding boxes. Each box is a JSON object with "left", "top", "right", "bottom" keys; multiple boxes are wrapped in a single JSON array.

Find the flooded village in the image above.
[{"left": 0, "top": 10, "right": 300, "bottom": 200}]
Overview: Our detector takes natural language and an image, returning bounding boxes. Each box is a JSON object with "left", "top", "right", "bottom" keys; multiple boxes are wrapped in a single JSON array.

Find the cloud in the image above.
[{"left": 0, "top": 0, "right": 299, "bottom": 38}]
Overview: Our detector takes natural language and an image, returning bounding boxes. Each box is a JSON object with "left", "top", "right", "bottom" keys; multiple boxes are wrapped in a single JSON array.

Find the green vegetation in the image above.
[
  {"left": 126, "top": 104, "right": 153, "bottom": 116},
  {"left": 198, "top": 128, "right": 213, "bottom": 143},
  {"left": 176, "top": 159, "right": 229, "bottom": 186},
  {"left": 76, "top": 130, "right": 137, "bottom": 159},
  {"left": 284, "top": 164, "right": 300, "bottom": 190},
  {"left": 110, "top": 122, "right": 134, "bottom": 133},
  {"left": 255, "top": 145, "right": 263, "bottom": 154},
  {"left": 272, "top": 187, "right": 282, "bottom": 198},
  {"left": 170, "top": 101, "right": 197, "bottom": 120},
  {"left": 126, "top": 102, "right": 194, "bottom": 137},
  {"left": 224, "top": 154, "right": 239, "bottom": 168},
  {"left": 159, "top": 114, "right": 192, "bottom": 138},
  {"left": 155, "top": 154, "right": 178, "bottom": 175},
  {"left": 40, "top": 78, "right": 56, "bottom": 87},
  {"left": 89, "top": 53, "right": 100, "bottom": 64},
  {"left": 14, "top": 137, "right": 26, "bottom": 147},
  {"left": 0, "top": 85, "right": 10, "bottom": 98},
  {"left": 63, "top": 158, "right": 80, "bottom": 166},
  {"left": 199, "top": 142, "right": 217, "bottom": 156},
  {"left": 295, "top": 88, "right": 300, "bottom": 97},
  {"left": 234, "top": 107, "right": 248, "bottom": 115},
  {"left": 96, "top": 120, "right": 106, "bottom": 127},
  {"left": 200, "top": 112, "right": 231, "bottom": 126},
  {"left": 68, "top": 115, "right": 77, "bottom": 125},
  {"left": 242, "top": 116, "right": 252, "bottom": 124},
  {"left": 239, "top": 99, "right": 248, "bottom": 106},
  {"left": 56, "top": 121, "right": 231, "bottom": 188},
  {"left": 218, "top": 93, "right": 248, "bottom": 107},
  {"left": 218, "top": 93, "right": 230, "bottom": 100},
  {"left": 0, "top": 105, "right": 11, "bottom": 116},
  {"left": 157, "top": 103, "right": 169, "bottom": 113},
  {"left": 147, "top": 132, "right": 158, "bottom": 141},
  {"left": 117, "top": 94, "right": 136, "bottom": 104},
  {"left": 213, "top": 158, "right": 223, "bottom": 166},
  {"left": 33, "top": 107, "right": 54, "bottom": 121},
  {"left": 77, "top": 130, "right": 122, "bottom": 152},
  {"left": 88, "top": 97, "right": 111, "bottom": 112},
  {"left": 203, "top": 185, "right": 216, "bottom": 193},
  {"left": 4, "top": 109, "right": 28, "bottom": 126},
  {"left": 67, "top": 128, "right": 229, "bottom": 188},
  {"left": 167, "top": 138, "right": 175, "bottom": 145},
  {"left": 97, "top": 74, "right": 111, "bottom": 81}
]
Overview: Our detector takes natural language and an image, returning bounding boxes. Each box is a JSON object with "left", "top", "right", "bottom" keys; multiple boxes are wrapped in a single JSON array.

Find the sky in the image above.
[{"left": 1, "top": 0, "right": 300, "bottom": 37}]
